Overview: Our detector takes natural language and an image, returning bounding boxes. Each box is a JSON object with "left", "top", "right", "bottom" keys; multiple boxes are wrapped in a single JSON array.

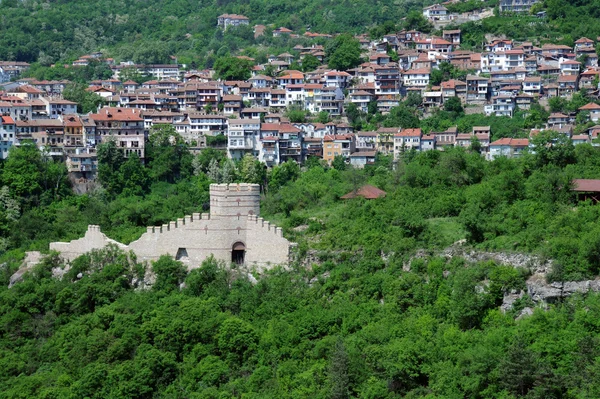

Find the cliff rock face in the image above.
[
  {"left": 526, "top": 275, "right": 600, "bottom": 303},
  {"left": 440, "top": 244, "right": 600, "bottom": 312}
]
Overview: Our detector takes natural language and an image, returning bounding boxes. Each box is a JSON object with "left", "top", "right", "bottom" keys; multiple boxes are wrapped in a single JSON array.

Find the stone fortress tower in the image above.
[{"left": 50, "top": 184, "right": 293, "bottom": 269}]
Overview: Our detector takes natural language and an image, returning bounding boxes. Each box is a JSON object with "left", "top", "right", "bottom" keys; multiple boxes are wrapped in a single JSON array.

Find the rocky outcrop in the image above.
[
  {"left": 526, "top": 274, "right": 600, "bottom": 303},
  {"left": 8, "top": 251, "right": 43, "bottom": 288},
  {"left": 416, "top": 242, "right": 600, "bottom": 314},
  {"left": 441, "top": 243, "right": 552, "bottom": 274}
]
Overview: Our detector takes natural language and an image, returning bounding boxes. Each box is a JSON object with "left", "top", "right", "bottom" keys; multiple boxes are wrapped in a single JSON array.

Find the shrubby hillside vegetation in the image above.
[{"left": 2, "top": 127, "right": 600, "bottom": 397}]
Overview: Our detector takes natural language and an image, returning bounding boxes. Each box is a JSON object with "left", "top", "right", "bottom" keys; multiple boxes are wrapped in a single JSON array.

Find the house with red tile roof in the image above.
[
  {"left": 394, "top": 128, "right": 422, "bottom": 158},
  {"left": 489, "top": 138, "right": 529, "bottom": 159},
  {"left": 579, "top": 102, "right": 600, "bottom": 122}
]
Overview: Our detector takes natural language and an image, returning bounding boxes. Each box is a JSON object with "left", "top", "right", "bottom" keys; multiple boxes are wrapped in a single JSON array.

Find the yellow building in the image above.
[{"left": 323, "top": 134, "right": 356, "bottom": 164}]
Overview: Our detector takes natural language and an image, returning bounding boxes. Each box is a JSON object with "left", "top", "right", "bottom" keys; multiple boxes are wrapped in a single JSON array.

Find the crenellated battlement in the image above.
[
  {"left": 210, "top": 183, "right": 261, "bottom": 193},
  {"left": 247, "top": 214, "right": 284, "bottom": 237},
  {"left": 144, "top": 212, "right": 211, "bottom": 234}
]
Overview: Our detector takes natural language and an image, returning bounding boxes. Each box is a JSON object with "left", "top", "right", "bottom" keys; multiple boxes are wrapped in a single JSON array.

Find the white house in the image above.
[
  {"left": 489, "top": 138, "right": 529, "bottom": 159},
  {"left": 423, "top": 4, "right": 448, "bottom": 20}
]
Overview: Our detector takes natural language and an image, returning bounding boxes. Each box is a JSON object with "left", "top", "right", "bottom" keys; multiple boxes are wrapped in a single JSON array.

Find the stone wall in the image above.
[
  {"left": 49, "top": 184, "right": 293, "bottom": 270},
  {"left": 245, "top": 215, "right": 293, "bottom": 267},
  {"left": 49, "top": 225, "right": 127, "bottom": 261}
]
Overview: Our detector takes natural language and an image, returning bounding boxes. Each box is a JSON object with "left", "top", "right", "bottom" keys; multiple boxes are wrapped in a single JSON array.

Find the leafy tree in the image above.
[
  {"left": 220, "top": 159, "right": 238, "bottom": 183},
  {"left": 329, "top": 339, "right": 350, "bottom": 399},
  {"left": 404, "top": 10, "right": 433, "bottom": 32},
  {"left": 62, "top": 83, "right": 105, "bottom": 113},
  {"left": 185, "top": 256, "right": 229, "bottom": 297},
  {"left": 326, "top": 34, "right": 362, "bottom": 71},
  {"left": 269, "top": 160, "right": 300, "bottom": 191},
  {"left": 207, "top": 158, "right": 222, "bottom": 182},
  {"left": 384, "top": 104, "right": 420, "bottom": 128},
  {"left": 118, "top": 67, "right": 151, "bottom": 84},
  {"left": 218, "top": 317, "right": 258, "bottom": 364},
  {"left": 367, "top": 99, "right": 378, "bottom": 115},
  {"left": 285, "top": 105, "right": 308, "bottom": 123},
  {"left": 528, "top": 129, "right": 576, "bottom": 168},
  {"left": 317, "top": 110, "right": 330, "bottom": 124},
  {"left": 193, "top": 148, "right": 225, "bottom": 175},
  {"left": 119, "top": 152, "right": 150, "bottom": 197},
  {"left": 369, "top": 20, "right": 397, "bottom": 39},
  {"left": 152, "top": 255, "right": 187, "bottom": 292},
  {"left": 548, "top": 96, "right": 567, "bottom": 113},
  {"left": 444, "top": 97, "right": 464, "bottom": 115},
  {"left": 240, "top": 154, "right": 266, "bottom": 185},
  {"left": 301, "top": 54, "right": 321, "bottom": 72},
  {"left": 345, "top": 102, "right": 362, "bottom": 126},
  {"left": 213, "top": 56, "right": 254, "bottom": 81},
  {"left": 1, "top": 143, "right": 69, "bottom": 208},
  {"left": 97, "top": 139, "right": 125, "bottom": 196},
  {"left": 469, "top": 136, "right": 482, "bottom": 154},
  {"left": 524, "top": 102, "right": 550, "bottom": 128},
  {"left": 146, "top": 125, "right": 193, "bottom": 183},
  {"left": 332, "top": 155, "right": 347, "bottom": 171},
  {"left": 498, "top": 337, "right": 538, "bottom": 397}
]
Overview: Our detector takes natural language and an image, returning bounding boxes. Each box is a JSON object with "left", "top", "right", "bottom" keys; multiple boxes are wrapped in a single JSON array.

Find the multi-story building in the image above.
[
  {"left": 349, "top": 90, "right": 375, "bottom": 113},
  {"left": 0, "top": 115, "right": 16, "bottom": 159},
  {"left": 62, "top": 114, "right": 85, "bottom": 148},
  {"left": 441, "top": 79, "right": 467, "bottom": 103},
  {"left": 499, "top": 0, "right": 539, "bottom": 14},
  {"left": 394, "top": 128, "right": 422, "bottom": 158},
  {"left": 466, "top": 75, "right": 490, "bottom": 103},
  {"left": 43, "top": 98, "right": 78, "bottom": 119},
  {"left": 376, "top": 127, "right": 398, "bottom": 154},
  {"left": 489, "top": 138, "right": 529, "bottom": 159},
  {"left": 90, "top": 107, "right": 145, "bottom": 158},
  {"left": 443, "top": 30, "right": 461, "bottom": 46},
  {"left": 277, "top": 124, "right": 303, "bottom": 163},
  {"left": 217, "top": 14, "right": 250, "bottom": 30},
  {"left": 403, "top": 69, "right": 430, "bottom": 91},
  {"left": 65, "top": 147, "right": 98, "bottom": 177},
  {"left": 484, "top": 96, "right": 515, "bottom": 117},
  {"left": 323, "top": 134, "right": 355, "bottom": 164},
  {"left": 423, "top": 4, "right": 448, "bottom": 20},
  {"left": 227, "top": 118, "right": 261, "bottom": 160},
  {"left": 0, "top": 61, "right": 30, "bottom": 83}
]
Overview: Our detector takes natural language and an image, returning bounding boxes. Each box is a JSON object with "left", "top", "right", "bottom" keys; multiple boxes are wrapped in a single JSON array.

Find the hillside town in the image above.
[{"left": 1, "top": 5, "right": 599, "bottom": 179}]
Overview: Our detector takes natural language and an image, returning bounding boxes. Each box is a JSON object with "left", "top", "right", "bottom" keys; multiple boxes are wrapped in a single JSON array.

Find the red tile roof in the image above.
[
  {"left": 490, "top": 138, "right": 529, "bottom": 147},
  {"left": 395, "top": 128, "right": 422, "bottom": 137},
  {"left": 340, "top": 185, "right": 386, "bottom": 200},
  {"left": 579, "top": 102, "right": 600, "bottom": 110},
  {"left": 573, "top": 179, "right": 600, "bottom": 192}
]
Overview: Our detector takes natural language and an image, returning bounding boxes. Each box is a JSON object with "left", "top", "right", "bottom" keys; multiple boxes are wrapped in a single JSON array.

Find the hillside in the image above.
[
  {"left": 5, "top": 0, "right": 600, "bottom": 67},
  {"left": 3, "top": 141, "right": 600, "bottom": 397},
  {"left": 0, "top": 0, "right": 432, "bottom": 65}
]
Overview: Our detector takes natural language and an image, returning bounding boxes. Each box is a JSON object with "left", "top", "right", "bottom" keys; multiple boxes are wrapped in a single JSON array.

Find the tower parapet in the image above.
[{"left": 209, "top": 183, "right": 260, "bottom": 218}]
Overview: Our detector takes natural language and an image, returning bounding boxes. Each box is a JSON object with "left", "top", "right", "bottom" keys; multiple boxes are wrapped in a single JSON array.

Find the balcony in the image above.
[{"left": 228, "top": 140, "right": 253, "bottom": 149}]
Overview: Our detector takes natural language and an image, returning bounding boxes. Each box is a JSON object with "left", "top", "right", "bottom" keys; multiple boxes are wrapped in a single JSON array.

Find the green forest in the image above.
[
  {"left": 3, "top": 124, "right": 600, "bottom": 397},
  {"left": 6, "top": 0, "right": 600, "bottom": 69}
]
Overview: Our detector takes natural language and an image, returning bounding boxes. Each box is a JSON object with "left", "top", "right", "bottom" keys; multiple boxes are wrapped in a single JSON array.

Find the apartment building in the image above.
[{"left": 90, "top": 107, "right": 145, "bottom": 158}]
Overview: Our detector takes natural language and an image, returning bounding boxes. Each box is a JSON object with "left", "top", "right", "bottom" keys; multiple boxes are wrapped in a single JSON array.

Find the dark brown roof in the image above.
[
  {"left": 573, "top": 179, "right": 600, "bottom": 192},
  {"left": 340, "top": 185, "right": 387, "bottom": 200}
]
